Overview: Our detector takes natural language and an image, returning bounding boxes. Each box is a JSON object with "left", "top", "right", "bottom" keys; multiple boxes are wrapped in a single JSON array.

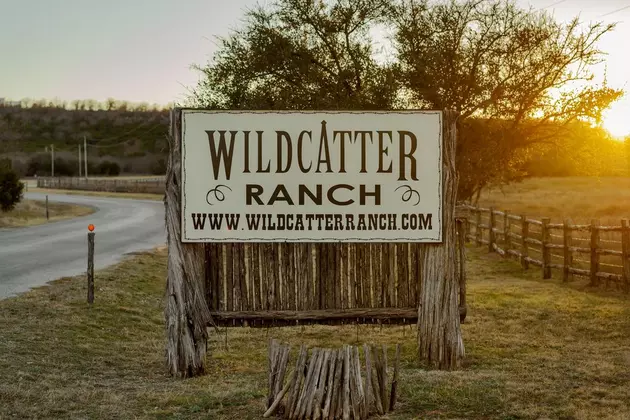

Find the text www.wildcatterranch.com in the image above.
[{"left": 190, "top": 213, "right": 434, "bottom": 231}]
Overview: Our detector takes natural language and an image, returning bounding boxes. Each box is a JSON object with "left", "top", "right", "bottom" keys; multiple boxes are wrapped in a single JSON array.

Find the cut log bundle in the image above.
[{"left": 264, "top": 339, "right": 401, "bottom": 419}]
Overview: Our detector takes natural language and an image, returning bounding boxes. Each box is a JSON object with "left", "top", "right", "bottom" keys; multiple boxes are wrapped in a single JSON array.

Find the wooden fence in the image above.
[
  {"left": 464, "top": 205, "right": 630, "bottom": 291},
  {"left": 36, "top": 177, "right": 165, "bottom": 194},
  {"left": 204, "top": 219, "right": 468, "bottom": 327}
]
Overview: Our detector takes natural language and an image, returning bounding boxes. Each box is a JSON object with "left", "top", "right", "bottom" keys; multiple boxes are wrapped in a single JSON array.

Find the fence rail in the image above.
[
  {"left": 37, "top": 177, "right": 165, "bottom": 194},
  {"left": 462, "top": 204, "right": 630, "bottom": 291}
]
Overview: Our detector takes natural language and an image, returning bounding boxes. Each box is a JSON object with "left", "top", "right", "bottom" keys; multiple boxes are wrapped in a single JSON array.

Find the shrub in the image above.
[
  {"left": 97, "top": 160, "right": 121, "bottom": 176},
  {"left": 0, "top": 167, "right": 24, "bottom": 212}
]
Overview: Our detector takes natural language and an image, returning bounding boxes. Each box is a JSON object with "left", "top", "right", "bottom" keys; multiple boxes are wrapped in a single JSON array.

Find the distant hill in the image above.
[
  {"left": 0, "top": 99, "right": 626, "bottom": 179},
  {"left": 0, "top": 100, "right": 169, "bottom": 176}
]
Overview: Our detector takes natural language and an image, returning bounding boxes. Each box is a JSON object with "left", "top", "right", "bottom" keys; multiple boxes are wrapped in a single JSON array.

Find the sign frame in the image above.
[{"left": 179, "top": 109, "right": 444, "bottom": 243}]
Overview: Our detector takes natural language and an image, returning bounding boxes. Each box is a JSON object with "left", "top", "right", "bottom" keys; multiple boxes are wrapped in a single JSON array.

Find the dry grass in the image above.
[
  {"left": 478, "top": 176, "right": 630, "bottom": 225},
  {"left": 1, "top": 247, "right": 629, "bottom": 419},
  {"left": 29, "top": 187, "right": 163, "bottom": 201},
  {"left": 0, "top": 199, "right": 95, "bottom": 228}
]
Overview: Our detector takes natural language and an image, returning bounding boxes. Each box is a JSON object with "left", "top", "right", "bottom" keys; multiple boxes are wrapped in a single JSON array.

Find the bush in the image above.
[
  {"left": 97, "top": 160, "right": 121, "bottom": 176},
  {"left": 0, "top": 167, "right": 24, "bottom": 212}
]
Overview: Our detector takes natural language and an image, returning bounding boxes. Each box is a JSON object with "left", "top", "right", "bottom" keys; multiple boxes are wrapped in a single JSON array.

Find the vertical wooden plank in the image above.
[
  {"left": 521, "top": 215, "right": 529, "bottom": 270},
  {"left": 408, "top": 243, "right": 417, "bottom": 307},
  {"left": 308, "top": 243, "right": 316, "bottom": 310},
  {"left": 318, "top": 244, "right": 327, "bottom": 309},
  {"left": 250, "top": 244, "right": 259, "bottom": 311},
  {"left": 347, "top": 244, "right": 354, "bottom": 309},
  {"left": 399, "top": 243, "right": 408, "bottom": 308},
  {"left": 504, "top": 210, "right": 511, "bottom": 256},
  {"left": 225, "top": 244, "right": 233, "bottom": 312},
  {"left": 287, "top": 244, "right": 296, "bottom": 311},
  {"left": 563, "top": 220, "right": 572, "bottom": 283},
  {"left": 216, "top": 244, "right": 224, "bottom": 312},
  {"left": 355, "top": 243, "right": 370, "bottom": 308},
  {"left": 208, "top": 244, "right": 218, "bottom": 311},
  {"left": 368, "top": 244, "right": 375, "bottom": 308},
  {"left": 331, "top": 244, "right": 340, "bottom": 310},
  {"left": 389, "top": 243, "right": 396, "bottom": 307},
  {"left": 278, "top": 243, "right": 285, "bottom": 310},
  {"left": 622, "top": 219, "right": 630, "bottom": 293},
  {"left": 239, "top": 244, "right": 248, "bottom": 311},
  {"left": 273, "top": 243, "right": 280, "bottom": 310},
  {"left": 233, "top": 244, "right": 242, "bottom": 311},
  {"left": 261, "top": 244, "right": 269, "bottom": 310},
  {"left": 379, "top": 244, "right": 387, "bottom": 307},
  {"left": 371, "top": 244, "right": 380, "bottom": 307},
  {"left": 590, "top": 219, "right": 600, "bottom": 286},
  {"left": 300, "top": 244, "right": 310, "bottom": 310},
  {"left": 488, "top": 208, "right": 495, "bottom": 253},
  {"left": 342, "top": 244, "right": 350, "bottom": 309},
  {"left": 541, "top": 217, "right": 551, "bottom": 279}
]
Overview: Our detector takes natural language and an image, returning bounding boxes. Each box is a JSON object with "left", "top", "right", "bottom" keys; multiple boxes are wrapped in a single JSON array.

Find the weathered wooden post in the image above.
[
  {"left": 563, "top": 219, "right": 573, "bottom": 282},
  {"left": 417, "top": 109, "right": 464, "bottom": 370},
  {"left": 590, "top": 219, "right": 600, "bottom": 286},
  {"left": 45, "top": 195, "right": 49, "bottom": 220},
  {"left": 503, "top": 209, "right": 511, "bottom": 256},
  {"left": 165, "top": 109, "right": 212, "bottom": 378},
  {"left": 87, "top": 224, "right": 95, "bottom": 304},
  {"left": 521, "top": 215, "right": 529, "bottom": 270},
  {"left": 541, "top": 217, "right": 551, "bottom": 279}
]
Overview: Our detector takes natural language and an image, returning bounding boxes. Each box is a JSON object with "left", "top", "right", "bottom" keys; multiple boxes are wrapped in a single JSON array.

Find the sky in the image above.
[{"left": 0, "top": 0, "right": 629, "bottom": 135}]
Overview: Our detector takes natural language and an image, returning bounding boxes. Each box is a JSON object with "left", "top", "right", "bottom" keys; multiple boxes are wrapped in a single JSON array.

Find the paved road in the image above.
[{"left": 0, "top": 192, "right": 166, "bottom": 299}]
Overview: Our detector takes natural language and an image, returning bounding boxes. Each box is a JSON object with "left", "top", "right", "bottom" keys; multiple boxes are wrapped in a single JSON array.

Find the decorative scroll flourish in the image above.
[
  {"left": 206, "top": 185, "right": 232, "bottom": 205},
  {"left": 395, "top": 185, "right": 421, "bottom": 206}
]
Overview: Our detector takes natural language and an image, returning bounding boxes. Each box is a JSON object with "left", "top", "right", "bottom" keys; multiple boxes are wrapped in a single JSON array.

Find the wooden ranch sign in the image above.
[
  {"left": 180, "top": 110, "right": 443, "bottom": 243},
  {"left": 165, "top": 108, "right": 464, "bottom": 378}
]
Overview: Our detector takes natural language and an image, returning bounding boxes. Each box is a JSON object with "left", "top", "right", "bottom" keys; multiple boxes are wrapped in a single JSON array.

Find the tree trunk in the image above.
[
  {"left": 165, "top": 108, "right": 213, "bottom": 377},
  {"left": 417, "top": 109, "right": 465, "bottom": 369}
]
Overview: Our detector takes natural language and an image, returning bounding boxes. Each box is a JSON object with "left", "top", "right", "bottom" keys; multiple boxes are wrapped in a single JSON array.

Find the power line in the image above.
[
  {"left": 599, "top": 5, "right": 630, "bottom": 18},
  {"left": 540, "top": 0, "right": 567, "bottom": 10}
]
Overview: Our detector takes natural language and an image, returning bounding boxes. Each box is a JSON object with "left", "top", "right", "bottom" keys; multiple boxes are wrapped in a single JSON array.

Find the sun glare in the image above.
[{"left": 602, "top": 98, "right": 630, "bottom": 140}]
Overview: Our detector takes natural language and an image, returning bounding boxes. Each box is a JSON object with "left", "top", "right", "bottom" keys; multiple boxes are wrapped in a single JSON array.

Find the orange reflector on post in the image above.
[{"left": 88, "top": 224, "right": 95, "bottom": 232}]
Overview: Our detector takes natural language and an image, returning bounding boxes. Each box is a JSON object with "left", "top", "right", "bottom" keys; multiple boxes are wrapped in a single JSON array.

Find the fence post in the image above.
[
  {"left": 541, "top": 217, "right": 551, "bottom": 279},
  {"left": 521, "top": 215, "right": 529, "bottom": 270},
  {"left": 87, "top": 227, "right": 95, "bottom": 304},
  {"left": 488, "top": 208, "right": 495, "bottom": 253},
  {"left": 563, "top": 219, "right": 573, "bottom": 283},
  {"left": 504, "top": 209, "right": 511, "bottom": 256},
  {"left": 475, "top": 209, "right": 482, "bottom": 246},
  {"left": 590, "top": 219, "right": 600, "bottom": 286},
  {"left": 622, "top": 219, "right": 630, "bottom": 293},
  {"left": 45, "top": 195, "right": 49, "bottom": 220}
]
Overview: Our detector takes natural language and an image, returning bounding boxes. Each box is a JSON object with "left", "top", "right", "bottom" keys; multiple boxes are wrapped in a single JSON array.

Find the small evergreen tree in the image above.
[{"left": 0, "top": 166, "right": 24, "bottom": 212}]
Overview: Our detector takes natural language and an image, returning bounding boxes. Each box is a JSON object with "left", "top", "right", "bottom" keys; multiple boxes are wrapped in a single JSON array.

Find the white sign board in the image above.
[{"left": 180, "top": 110, "right": 443, "bottom": 243}]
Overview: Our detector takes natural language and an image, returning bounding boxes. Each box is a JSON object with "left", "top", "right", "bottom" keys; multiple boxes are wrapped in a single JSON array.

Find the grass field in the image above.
[
  {"left": 478, "top": 176, "right": 630, "bottom": 224},
  {"left": 0, "top": 199, "right": 95, "bottom": 228},
  {"left": 1, "top": 246, "right": 628, "bottom": 419}
]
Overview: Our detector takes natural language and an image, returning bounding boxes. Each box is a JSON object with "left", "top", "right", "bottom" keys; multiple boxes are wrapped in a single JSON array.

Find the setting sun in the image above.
[{"left": 602, "top": 98, "right": 630, "bottom": 140}]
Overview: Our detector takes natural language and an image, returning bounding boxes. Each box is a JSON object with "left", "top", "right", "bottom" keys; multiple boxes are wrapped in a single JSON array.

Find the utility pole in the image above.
[
  {"left": 78, "top": 143, "right": 82, "bottom": 177},
  {"left": 84, "top": 136, "right": 88, "bottom": 179},
  {"left": 51, "top": 144, "right": 55, "bottom": 177}
]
